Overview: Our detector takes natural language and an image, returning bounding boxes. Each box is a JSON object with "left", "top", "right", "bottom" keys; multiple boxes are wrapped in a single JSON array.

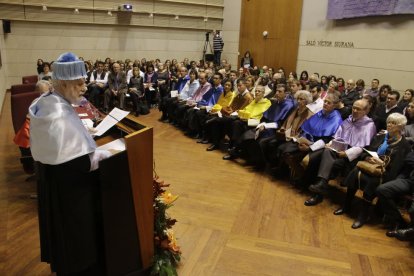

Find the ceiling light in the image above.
[
  {"left": 74, "top": 8, "right": 79, "bottom": 14},
  {"left": 149, "top": 13, "right": 153, "bottom": 18},
  {"left": 42, "top": 5, "right": 47, "bottom": 11},
  {"left": 107, "top": 10, "right": 112, "bottom": 16},
  {"left": 203, "top": 17, "right": 208, "bottom": 22},
  {"left": 174, "top": 15, "right": 179, "bottom": 20}
]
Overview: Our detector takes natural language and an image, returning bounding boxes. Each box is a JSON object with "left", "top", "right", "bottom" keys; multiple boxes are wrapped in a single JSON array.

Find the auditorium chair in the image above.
[
  {"left": 11, "top": 91, "right": 40, "bottom": 175},
  {"left": 22, "top": 75, "right": 38, "bottom": 84},
  {"left": 11, "top": 83, "right": 36, "bottom": 95}
]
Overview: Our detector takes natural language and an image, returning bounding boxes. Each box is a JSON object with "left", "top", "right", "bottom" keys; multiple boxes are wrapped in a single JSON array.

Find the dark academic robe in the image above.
[
  {"left": 37, "top": 155, "right": 104, "bottom": 275},
  {"left": 259, "top": 96, "right": 296, "bottom": 138}
]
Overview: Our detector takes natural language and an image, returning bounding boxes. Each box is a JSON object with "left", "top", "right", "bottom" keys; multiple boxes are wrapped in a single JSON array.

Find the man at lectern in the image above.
[{"left": 29, "top": 52, "right": 112, "bottom": 275}]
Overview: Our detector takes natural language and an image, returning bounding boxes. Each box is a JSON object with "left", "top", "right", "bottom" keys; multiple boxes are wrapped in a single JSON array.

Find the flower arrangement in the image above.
[{"left": 152, "top": 176, "right": 181, "bottom": 275}]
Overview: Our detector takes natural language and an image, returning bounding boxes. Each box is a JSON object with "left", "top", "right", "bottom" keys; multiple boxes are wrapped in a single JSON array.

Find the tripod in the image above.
[{"left": 202, "top": 32, "right": 213, "bottom": 62}]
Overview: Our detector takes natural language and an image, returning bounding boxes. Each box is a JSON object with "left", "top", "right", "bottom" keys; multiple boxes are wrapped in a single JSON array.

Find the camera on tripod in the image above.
[
  {"left": 203, "top": 31, "right": 214, "bottom": 62},
  {"left": 205, "top": 31, "right": 212, "bottom": 41}
]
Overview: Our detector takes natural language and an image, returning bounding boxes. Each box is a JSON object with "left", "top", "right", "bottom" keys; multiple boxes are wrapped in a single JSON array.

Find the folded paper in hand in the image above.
[
  {"left": 170, "top": 90, "right": 178, "bottom": 97},
  {"left": 363, "top": 148, "right": 380, "bottom": 159},
  {"left": 248, "top": 119, "right": 260, "bottom": 127}
]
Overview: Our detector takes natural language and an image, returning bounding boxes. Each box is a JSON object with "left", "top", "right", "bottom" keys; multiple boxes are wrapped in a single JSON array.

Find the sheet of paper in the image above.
[
  {"left": 309, "top": 139, "right": 326, "bottom": 151},
  {"left": 97, "top": 138, "right": 126, "bottom": 151},
  {"left": 264, "top": 122, "right": 277, "bottom": 129},
  {"left": 248, "top": 119, "right": 260, "bottom": 127},
  {"left": 81, "top": 119, "right": 94, "bottom": 130},
  {"left": 94, "top": 107, "right": 130, "bottom": 136},
  {"left": 230, "top": 111, "right": 238, "bottom": 116},
  {"left": 363, "top": 148, "right": 379, "bottom": 159},
  {"left": 170, "top": 90, "right": 178, "bottom": 97}
]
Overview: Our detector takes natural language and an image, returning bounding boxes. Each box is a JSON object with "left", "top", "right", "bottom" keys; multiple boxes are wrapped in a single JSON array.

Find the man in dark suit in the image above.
[
  {"left": 372, "top": 90, "right": 403, "bottom": 131},
  {"left": 341, "top": 79, "right": 360, "bottom": 108},
  {"left": 103, "top": 62, "right": 128, "bottom": 112}
]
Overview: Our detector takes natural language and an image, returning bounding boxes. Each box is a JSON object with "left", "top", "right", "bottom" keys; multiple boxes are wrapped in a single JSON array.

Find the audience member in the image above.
[
  {"left": 336, "top": 113, "right": 410, "bottom": 228},
  {"left": 305, "top": 99, "right": 376, "bottom": 206},
  {"left": 103, "top": 62, "right": 127, "bottom": 112}
]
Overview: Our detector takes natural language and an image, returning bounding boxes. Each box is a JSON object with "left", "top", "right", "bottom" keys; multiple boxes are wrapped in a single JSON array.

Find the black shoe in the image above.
[
  {"left": 386, "top": 229, "right": 398, "bottom": 238},
  {"left": 304, "top": 194, "right": 323, "bottom": 206},
  {"left": 197, "top": 139, "right": 209, "bottom": 144},
  {"left": 223, "top": 154, "right": 235, "bottom": 160},
  {"left": 395, "top": 228, "right": 414, "bottom": 241},
  {"left": 309, "top": 179, "right": 329, "bottom": 195},
  {"left": 386, "top": 221, "right": 408, "bottom": 237},
  {"left": 333, "top": 207, "right": 347, "bottom": 215},
  {"left": 352, "top": 219, "right": 367, "bottom": 229},
  {"left": 206, "top": 144, "right": 218, "bottom": 151},
  {"left": 352, "top": 200, "right": 372, "bottom": 229}
]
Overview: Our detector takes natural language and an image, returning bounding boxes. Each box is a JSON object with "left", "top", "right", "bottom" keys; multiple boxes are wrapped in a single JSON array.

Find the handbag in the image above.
[{"left": 356, "top": 155, "right": 390, "bottom": 177}]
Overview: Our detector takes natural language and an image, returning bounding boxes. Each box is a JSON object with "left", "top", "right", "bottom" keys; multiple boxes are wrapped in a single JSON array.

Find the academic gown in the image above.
[{"left": 29, "top": 92, "right": 105, "bottom": 275}]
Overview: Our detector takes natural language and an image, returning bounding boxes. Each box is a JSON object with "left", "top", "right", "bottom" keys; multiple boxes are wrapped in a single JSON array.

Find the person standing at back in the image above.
[{"left": 213, "top": 30, "right": 224, "bottom": 66}]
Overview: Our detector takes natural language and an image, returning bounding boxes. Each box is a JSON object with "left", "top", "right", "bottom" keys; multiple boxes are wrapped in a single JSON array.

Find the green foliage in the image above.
[{"left": 151, "top": 177, "right": 181, "bottom": 275}]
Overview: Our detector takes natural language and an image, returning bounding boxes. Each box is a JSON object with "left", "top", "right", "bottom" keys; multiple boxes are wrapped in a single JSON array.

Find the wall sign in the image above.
[{"left": 306, "top": 40, "right": 355, "bottom": 48}]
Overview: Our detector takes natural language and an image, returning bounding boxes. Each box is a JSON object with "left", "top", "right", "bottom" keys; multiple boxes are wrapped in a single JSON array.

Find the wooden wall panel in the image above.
[
  {"left": 239, "top": 0, "right": 303, "bottom": 74},
  {"left": 0, "top": 4, "right": 25, "bottom": 20}
]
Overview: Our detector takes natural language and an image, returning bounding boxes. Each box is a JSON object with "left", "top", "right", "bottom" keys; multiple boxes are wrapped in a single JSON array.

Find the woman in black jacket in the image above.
[{"left": 128, "top": 67, "right": 147, "bottom": 116}]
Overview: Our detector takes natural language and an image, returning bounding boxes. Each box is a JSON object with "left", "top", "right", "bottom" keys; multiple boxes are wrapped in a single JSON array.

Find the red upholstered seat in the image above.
[
  {"left": 11, "top": 83, "right": 36, "bottom": 95},
  {"left": 22, "top": 75, "right": 38, "bottom": 84},
  {"left": 11, "top": 91, "right": 40, "bottom": 133}
]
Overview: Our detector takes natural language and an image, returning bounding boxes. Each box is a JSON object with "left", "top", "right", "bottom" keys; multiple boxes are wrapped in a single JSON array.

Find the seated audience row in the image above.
[{"left": 32, "top": 57, "right": 414, "bottom": 241}]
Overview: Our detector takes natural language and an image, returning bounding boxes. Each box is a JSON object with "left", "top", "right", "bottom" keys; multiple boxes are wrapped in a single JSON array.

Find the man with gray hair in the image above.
[
  {"left": 35, "top": 79, "right": 52, "bottom": 93},
  {"left": 30, "top": 52, "right": 114, "bottom": 275}
]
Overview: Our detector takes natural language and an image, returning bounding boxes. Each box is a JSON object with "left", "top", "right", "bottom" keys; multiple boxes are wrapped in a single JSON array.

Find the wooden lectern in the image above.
[{"left": 96, "top": 114, "right": 154, "bottom": 276}]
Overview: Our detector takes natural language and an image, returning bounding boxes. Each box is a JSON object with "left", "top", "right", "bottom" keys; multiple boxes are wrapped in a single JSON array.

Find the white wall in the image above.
[
  {"left": 2, "top": 0, "right": 241, "bottom": 87},
  {"left": 297, "top": 0, "right": 414, "bottom": 92},
  {"left": 0, "top": 20, "right": 9, "bottom": 112},
  {"left": 221, "top": 0, "right": 241, "bottom": 68}
]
